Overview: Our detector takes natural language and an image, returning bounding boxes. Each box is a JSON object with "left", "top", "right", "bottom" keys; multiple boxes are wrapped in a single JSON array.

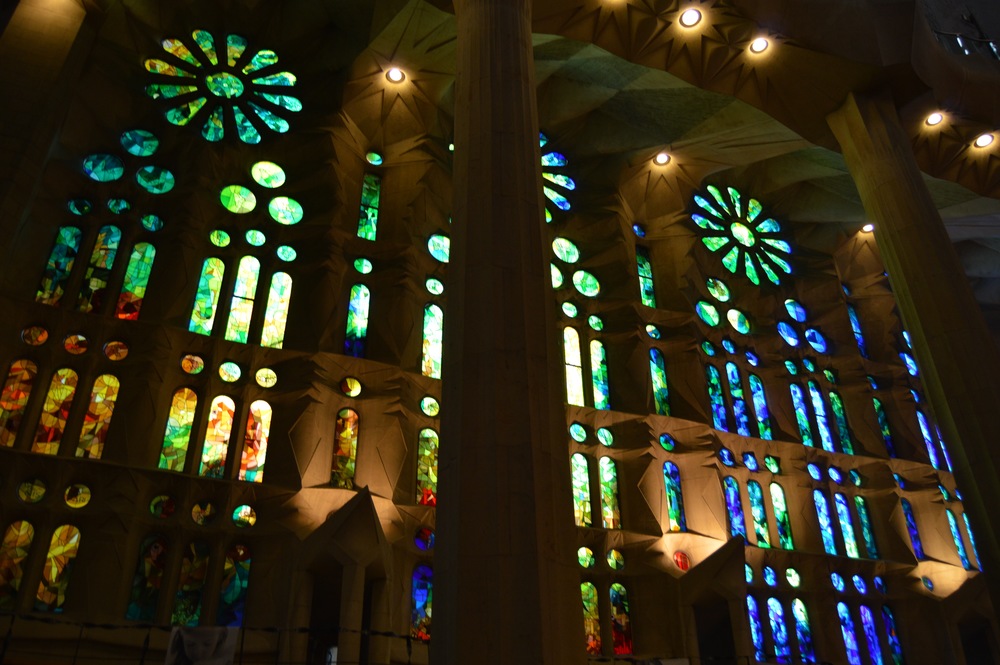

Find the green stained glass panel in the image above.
[
  {"left": 146, "top": 83, "right": 198, "bottom": 99},
  {"left": 358, "top": 174, "right": 381, "bottom": 240},
  {"left": 261, "top": 272, "right": 292, "bottom": 349},
  {"left": 251, "top": 161, "right": 285, "bottom": 188},
  {"left": 135, "top": 166, "right": 175, "bottom": 194},
  {"left": 161, "top": 37, "right": 199, "bottom": 66},
  {"left": 563, "top": 328, "right": 584, "bottom": 406},
  {"left": 727, "top": 309, "right": 750, "bottom": 333},
  {"left": 164, "top": 97, "right": 207, "bottom": 126},
  {"left": 599, "top": 457, "right": 621, "bottom": 529},
  {"left": 83, "top": 155, "right": 123, "bottom": 182},
  {"left": 590, "top": 340, "right": 610, "bottom": 410},
  {"left": 141, "top": 215, "right": 164, "bottom": 232},
  {"left": 426, "top": 278, "right": 444, "bottom": 295},
  {"left": 771, "top": 483, "right": 794, "bottom": 549},
  {"left": 268, "top": 197, "right": 302, "bottom": 225},
  {"left": 551, "top": 264, "right": 563, "bottom": 288},
  {"left": 650, "top": 348, "right": 670, "bottom": 416},
  {"left": 744, "top": 253, "right": 760, "bottom": 285},
  {"left": 67, "top": 199, "right": 91, "bottom": 215},
  {"left": 420, "top": 397, "right": 440, "bottom": 417},
  {"left": 233, "top": 105, "right": 261, "bottom": 144},
  {"left": 345, "top": 284, "right": 370, "bottom": 357},
  {"left": 428, "top": 235, "right": 450, "bottom": 263},
  {"left": 695, "top": 301, "right": 720, "bottom": 326},
  {"left": 159, "top": 388, "right": 197, "bottom": 472},
  {"left": 36, "top": 227, "right": 81, "bottom": 305},
  {"left": 552, "top": 237, "right": 580, "bottom": 263},
  {"left": 199, "top": 396, "right": 235, "bottom": 478},
  {"left": 245, "top": 230, "right": 265, "bottom": 246},
  {"left": 254, "top": 92, "right": 302, "bottom": 112},
  {"left": 570, "top": 454, "right": 592, "bottom": 526},
  {"left": 572, "top": 270, "right": 600, "bottom": 297},
  {"left": 206, "top": 75, "right": 244, "bottom": 98},
  {"left": 277, "top": 246, "right": 296, "bottom": 262},
  {"left": 331, "top": 408, "right": 358, "bottom": 489},
  {"left": 144, "top": 59, "right": 195, "bottom": 78},
  {"left": 542, "top": 186, "right": 570, "bottom": 211},
  {"left": 219, "top": 362, "right": 242, "bottom": 383},
  {"left": 242, "top": 49, "right": 278, "bottom": 74},
  {"left": 702, "top": 236, "right": 728, "bottom": 251},
  {"left": 210, "top": 230, "right": 231, "bottom": 247},
  {"left": 220, "top": 186, "right": 256, "bottom": 214},
  {"left": 248, "top": 102, "right": 288, "bottom": 133},
  {"left": 721, "top": 246, "right": 740, "bottom": 272},
  {"left": 829, "top": 391, "right": 854, "bottom": 455},
  {"left": 756, "top": 218, "right": 781, "bottom": 233},
  {"left": 728, "top": 187, "right": 742, "bottom": 216},
  {"left": 422, "top": 304, "right": 444, "bottom": 379},
  {"left": 747, "top": 198, "right": 762, "bottom": 222},
  {"left": 224, "top": 257, "right": 260, "bottom": 344},
  {"left": 192, "top": 30, "right": 217, "bottom": 65},
  {"left": 416, "top": 429, "right": 439, "bottom": 505},
  {"left": 202, "top": 107, "right": 224, "bottom": 142},
  {"left": 707, "top": 277, "right": 730, "bottom": 301},
  {"left": 707, "top": 185, "right": 731, "bottom": 215},
  {"left": 121, "top": 129, "right": 159, "bottom": 156},
  {"left": 227, "top": 34, "right": 248, "bottom": 67},
  {"left": 252, "top": 72, "right": 297, "bottom": 86},
  {"left": 692, "top": 214, "right": 725, "bottom": 231},
  {"left": 354, "top": 258, "right": 373, "bottom": 274},
  {"left": 189, "top": 258, "right": 225, "bottom": 335},
  {"left": 588, "top": 315, "right": 603, "bottom": 331}
]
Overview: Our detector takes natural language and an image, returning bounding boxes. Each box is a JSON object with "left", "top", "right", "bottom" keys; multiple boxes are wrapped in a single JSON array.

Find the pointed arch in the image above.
[
  {"left": 160, "top": 388, "right": 198, "bottom": 472},
  {"left": 598, "top": 456, "right": 620, "bottom": 529},
  {"left": 345, "top": 284, "right": 371, "bottom": 357},
  {"left": 33, "top": 368, "right": 78, "bottom": 455},
  {"left": 663, "top": 461, "right": 686, "bottom": 532},
  {"left": 563, "top": 327, "right": 584, "bottom": 406},
  {"left": 416, "top": 428, "right": 439, "bottom": 505},
  {"left": 421, "top": 304, "right": 443, "bottom": 379},
  {"left": 116, "top": 242, "right": 156, "bottom": 320},
  {"left": 239, "top": 400, "right": 271, "bottom": 483},
  {"left": 76, "top": 374, "right": 119, "bottom": 459},
  {"left": 36, "top": 226, "right": 82, "bottom": 305},
  {"left": 199, "top": 395, "right": 236, "bottom": 478},
  {"left": 224, "top": 256, "right": 261, "bottom": 343},
  {"left": 261, "top": 272, "right": 292, "bottom": 348},
  {"left": 189, "top": 257, "right": 225, "bottom": 335}
]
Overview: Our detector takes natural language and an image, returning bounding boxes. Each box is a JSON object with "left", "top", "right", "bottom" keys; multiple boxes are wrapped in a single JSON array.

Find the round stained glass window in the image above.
[
  {"left": 763, "top": 566, "right": 777, "bottom": 586},
  {"left": 246, "top": 229, "right": 266, "bottom": 246},
  {"left": 561, "top": 302, "right": 577, "bottom": 317},
  {"left": 727, "top": 309, "right": 750, "bottom": 333},
  {"left": 831, "top": 572, "right": 845, "bottom": 591},
  {"left": 107, "top": 198, "right": 131, "bottom": 214},
  {"left": 64, "top": 334, "right": 88, "bottom": 354},
  {"left": 777, "top": 322, "right": 799, "bottom": 347},
  {"left": 569, "top": 423, "right": 586, "bottom": 442},
  {"left": 255, "top": 368, "right": 277, "bottom": 388},
  {"left": 577, "top": 547, "right": 596, "bottom": 568},
  {"left": 659, "top": 433, "right": 676, "bottom": 451},
  {"left": 268, "top": 196, "right": 303, "bottom": 225},
  {"left": 121, "top": 129, "right": 159, "bottom": 156},
  {"left": 784, "top": 299, "right": 807, "bottom": 322},
  {"left": 552, "top": 237, "right": 580, "bottom": 263},
  {"left": 83, "top": 154, "right": 124, "bottom": 182},
  {"left": 802, "top": 358, "right": 816, "bottom": 372},
  {"left": 706, "top": 277, "right": 730, "bottom": 301},
  {"left": 219, "top": 362, "right": 242, "bottom": 382},
  {"left": 551, "top": 264, "right": 563, "bottom": 288},
  {"left": 341, "top": 377, "right": 361, "bottom": 397},
  {"left": 674, "top": 551, "right": 691, "bottom": 571},
  {"left": 721, "top": 339, "right": 735, "bottom": 353},
  {"left": 646, "top": 324, "right": 661, "bottom": 339},
  {"left": 220, "top": 185, "right": 256, "bottom": 213},
  {"left": 68, "top": 199, "right": 92, "bottom": 215},
  {"left": 695, "top": 301, "right": 720, "bottom": 326},
  {"left": 135, "top": 165, "right": 175, "bottom": 194},
  {"left": 572, "top": 270, "right": 600, "bottom": 297},
  {"left": 849, "top": 469, "right": 862, "bottom": 487},
  {"left": 17, "top": 479, "right": 46, "bottom": 503},
  {"left": 828, "top": 467, "right": 844, "bottom": 484},
  {"left": 632, "top": 223, "right": 646, "bottom": 237},
  {"left": 191, "top": 501, "right": 216, "bottom": 526},
  {"left": 277, "top": 245, "right": 297, "bottom": 262},
  {"left": 142, "top": 214, "right": 164, "bottom": 232},
  {"left": 853, "top": 575, "right": 867, "bottom": 594},
  {"left": 64, "top": 484, "right": 91, "bottom": 508},
  {"left": 764, "top": 455, "right": 780, "bottom": 473},
  {"left": 366, "top": 152, "right": 384, "bottom": 166},
  {"left": 805, "top": 328, "right": 827, "bottom": 353},
  {"left": 824, "top": 369, "right": 836, "bottom": 383},
  {"left": 233, "top": 504, "right": 257, "bottom": 527},
  {"left": 784, "top": 360, "right": 798, "bottom": 375},
  {"left": 746, "top": 350, "right": 759, "bottom": 366},
  {"left": 719, "top": 447, "right": 735, "bottom": 466},
  {"left": 786, "top": 568, "right": 801, "bottom": 587},
  {"left": 742, "top": 452, "right": 759, "bottom": 471},
  {"left": 251, "top": 161, "right": 286, "bottom": 188},
  {"left": 415, "top": 527, "right": 435, "bottom": 550},
  {"left": 150, "top": 495, "right": 175, "bottom": 518},
  {"left": 21, "top": 326, "right": 48, "bottom": 346},
  {"left": 426, "top": 278, "right": 444, "bottom": 295},
  {"left": 420, "top": 396, "right": 440, "bottom": 417},
  {"left": 588, "top": 315, "right": 603, "bottom": 331},
  {"left": 597, "top": 428, "right": 613, "bottom": 447},
  {"left": 606, "top": 549, "right": 625, "bottom": 570},
  {"left": 205, "top": 72, "right": 244, "bottom": 98},
  {"left": 210, "top": 229, "right": 231, "bottom": 247},
  {"left": 701, "top": 341, "right": 716, "bottom": 356},
  {"left": 181, "top": 354, "right": 204, "bottom": 374},
  {"left": 428, "top": 235, "right": 450, "bottom": 263},
  {"left": 103, "top": 341, "right": 129, "bottom": 361},
  {"left": 354, "top": 258, "right": 373, "bottom": 274}
]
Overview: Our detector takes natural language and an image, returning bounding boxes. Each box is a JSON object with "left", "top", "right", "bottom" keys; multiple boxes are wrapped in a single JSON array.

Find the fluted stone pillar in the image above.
[
  {"left": 432, "top": 0, "right": 586, "bottom": 663},
  {"left": 829, "top": 92, "right": 1000, "bottom": 607}
]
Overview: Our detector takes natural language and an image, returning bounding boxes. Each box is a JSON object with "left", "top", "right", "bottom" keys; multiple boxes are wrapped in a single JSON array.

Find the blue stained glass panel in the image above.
[
  {"left": 947, "top": 510, "right": 970, "bottom": 569},
  {"left": 860, "top": 605, "right": 884, "bottom": 665},
  {"left": 767, "top": 598, "right": 792, "bottom": 664},
  {"left": 813, "top": 490, "right": 837, "bottom": 555},
  {"left": 835, "top": 493, "right": 859, "bottom": 558},
  {"left": 746, "top": 596, "right": 765, "bottom": 662},
  {"left": 790, "top": 384, "right": 813, "bottom": 446},
  {"left": 915, "top": 410, "right": 939, "bottom": 469},
  {"left": 749, "top": 374, "right": 772, "bottom": 440},
  {"left": 723, "top": 476, "right": 746, "bottom": 539},
  {"left": 882, "top": 606, "right": 905, "bottom": 665},
  {"left": 838, "top": 602, "right": 862, "bottom": 665},
  {"left": 747, "top": 480, "right": 770, "bottom": 548},
  {"left": 726, "top": 362, "right": 751, "bottom": 436},
  {"left": 901, "top": 498, "right": 924, "bottom": 559},
  {"left": 807, "top": 381, "right": 836, "bottom": 452},
  {"left": 792, "top": 599, "right": 816, "bottom": 663},
  {"left": 706, "top": 365, "right": 728, "bottom": 431}
]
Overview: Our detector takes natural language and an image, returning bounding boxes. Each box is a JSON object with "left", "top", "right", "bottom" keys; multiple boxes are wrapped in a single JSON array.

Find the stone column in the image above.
[
  {"left": 829, "top": 92, "right": 1000, "bottom": 607},
  {"left": 432, "top": 0, "right": 585, "bottom": 663}
]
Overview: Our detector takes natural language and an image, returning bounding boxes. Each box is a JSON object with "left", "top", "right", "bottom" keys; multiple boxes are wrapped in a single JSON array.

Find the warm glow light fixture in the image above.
[
  {"left": 386, "top": 67, "right": 405, "bottom": 83},
  {"left": 679, "top": 8, "right": 702, "bottom": 27},
  {"left": 974, "top": 133, "right": 995, "bottom": 148},
  {"left": 862, "top": 223, "right": 874, "bottom": 233},
  {"left": 749, "top": 37, "right": 769, "bottom": 53},
  {"left": 654, "top": 152, "right": 671, "bottom": 165},
  {"left": 925, "top": 112, "right": 944, "bottom": 126}
]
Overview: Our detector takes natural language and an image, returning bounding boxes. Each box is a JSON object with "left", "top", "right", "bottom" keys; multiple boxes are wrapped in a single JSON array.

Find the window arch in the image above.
[
  {"left": 76, "top": 374, "right": 120, "bottom": 459},
  {"left": 837, "top": 602, "right": 862, "bottom": 665},
  {"left": 748, "top": 374, "right": 772, "bottom": 440},
  {"left": 770, "top": 482, "right": 794, "bottom": 550},
  {"left": 725, "top": 362, "right": 751, "bottom": 436},
  {"left": 217, "top": 544, "right": 251, "bottom": 627},
  {"left": 598, "top": 457, "right": 620, "bottom": 529},
  {"left": 563, "top": 327, "right": 584, "bottom": 406},
  {"left": 345, "top": 284, "right": 370, "bottom": 357},
  {"left": 746, "top": 595, "right": 764, "bottom": 662},
  {"left": 358, "top": 173, "right": 381, "bottom": 241},
  {"left": 807, "top": 380, "right": 835, "bottom": 452},
  {"left": 411, "top": 564, "right": 432, "bottom": 641},
  {"left": 649, "top": 348, "right": 670, "bottom": 415},
  {"left": 834, "top": 493, "right": 859, "bottom": 559},
  {"left": 900, "top": 498, "right": 924, "bottom": 559},
  {"left": 882, "top": 606, "right": 905, "bottom": 664},
  {"left": 747, "top": 480, "right": 770, "bottom": 547},
  {"left": 946, "top": 509, "right": 970, "bottom": 569},
  {"left": 126, "top": 534, "right": 168, "bottom": 621},
  {"left": 240, "top": 400, "right": 271, "bottom": 483},
  {"left": 160, "top": 388, "right": 198, "bottom": 472},
  {"left": 36, "top": 226, "right": 82, "bottom": 305},
  {"left": 189, "top": 257, "right": 225, "bottom": 335},
  {"left": 224, "top": 255, "right": 261, "bottom": 343},
  {"left": 860, "top": 605, "right": 883, "bottom": 665},
  {"left": 571, "top": 453, "right": 592, "bottom": 527},
  {"left": 422, "top": 304, "right": 443, "bottom": 379},
  {"left": 0, "top": 521, "right": 34, "bottom": 610},
  {"left": 915, "top": 410, "right": 939, "bottom": 469},
  {"left": 872, "top": 397, "right": 895, "bottom": 457},
  {"left": 590, "top": 339, "right": 610, "bottom": 410},
  {"left": 116, "top": 242, "right": 156, "bottom": 320},
  {"left": 706, "top": 365, "right": 727, "bottom": 431},
  {"left": 77, "top": 224, "right": 121, "bottom": 312},
  {"left": 416, "top": 428, "right": 439, "bottom": 505},
  {"left": 767, "top": 597, "right": 792, "bottom": 662},
  {"left": 792, "top": 599, "right": 816, "bottom": 662},
  {"left": 0, "top": 359, "right": 37, "bottom": 447},
  {"left": 963, "top": 513, "right": 981, "bottom": 569},
  {"left": 663, "top": 461, "right": 686, "bottom": 532},
  {"left": 582, "top": 581, "right": 601, "bottom": 655},
  {"left": 199, "top": 396, "right": 236, "bottom": 478},
  {"left": 847, "top": 303, "right": 868, "bottom": 358},
  {"left": 35, "top": 524, "right": 81, "bottom": 611},
  {"left": 261, "top": 272, "right": 292, "bottom": 348},
  {"left": 722, "top": 476, "right": 746, "bottom": 539},
  {"left": 813, "top": 490, "right": 837, "bottom": 555},
  {"left": 332, "top": 408, "right": 359, "bottom": 489},
  {"left": 789, "top": 384, "right": 813, "bottom": 446},
  {"left": 636, "top": 246, "right": 656, "bottom": 307},
  {"left": 609, "top": 583, "right": 633, "bottom": 655},
  {"left": 853, "top": 496, "right": 878, "bottom": 558},
  {"left": 33, "top": 368, "right": 78, "bottom": 455},
  {"left": 829, "top": 391, "right": 854, "bottom": 454},
  {"left": 172, "top": 541, "right": 209, "bottom": 626}
]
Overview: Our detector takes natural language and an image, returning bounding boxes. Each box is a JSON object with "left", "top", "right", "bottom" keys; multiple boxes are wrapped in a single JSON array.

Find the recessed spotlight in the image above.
[
  {"left": 974, "top": 133, "right": 995, "bottom": 148},
  {"left": 925, "top": 112, "right": 944, "bottom": 126},
  {"left": 749, "top": 37, "right": 769, "bottom": 53},
  {"left": 862, "top": 223, "right": 874, "bottom": 233},
  {"left": 654, "top": 152, "right": 671, "bottom": 165},
  {"left": 386, "top": 67, "right": 405, "bottom": 83},
  {"left": 679, "top": 8, "right": 702, "bottom": 27}
]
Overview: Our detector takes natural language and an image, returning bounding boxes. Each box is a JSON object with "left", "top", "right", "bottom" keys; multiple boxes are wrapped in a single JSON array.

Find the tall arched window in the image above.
[
  {"left": 770, "top": 483, "right": 794, "bottom": 550},
  {"left": 725, "top": 362, "right": 751, "bottom": 436},
  {"left": 747, "top": 480, "right": 770, "bottom": 547},
  {"left": 963, "top": 513, "right": 981, "bottom": 569},
  {"left": 807, "top": 380, "right": 835, "bottom": 452},
  {"left": 872, "top": 397, "right": 895, "bottom": 457},
  {"left": 411, "top": 565, "right": 432, "bottom": 641},
  {"left": 723, "top": 476, "right": 746, "bottom": 539},
  {"left": 345, "top": 284, "right": 371, "bottom": 357},
  {"left": 590, "top": 340, "right": 610, "bottom": 410},
  {"left": 649, "top": 348, "right": 670, "bottom": 415},
  {"left": 748, "top": 374, "right": 772, "bottom": 440},
  {"left": 189, "top": 257, "right": 225, "bottom": 335},
  {"left": 261, "top": 272, "right": 292, "bottom": 348},
  {"left": 860, "top": 605, "right": 884, "bottom": 665},
  {"left": 116, "top": 242, "right": 156, "bottom": 320},
  {"left": 582, "top": 582, "right": 601, "bottom": 655},
  {"left": 813, "top": 490, "right": 837, "bottom": 555},
  {"left": 834, "top": 493, "right": 859, "bottom": 558},
  {"left": 33, "top": 368, "right": 78, "bottom": 455},
  {"left": 34, "top": 524, "right": 81, "bottom": 611},
  {"left": 900, "top": 498, "right": 924, "bottom": 559},
  {"left": 0, "top": 521, "right": 34, "bottom": 610},
  {"left": 792, "top": 599, "right": 816, "bottom": 663},
  {"left": 331, "top": 408, "right": 359, "bottom": 489},
  {"left": 77, "top": 225, "right": 121, "bottom": 312},
  {"left": 172, "top": 541, "right": 209, "bottom": 626},
  {"left": 36, "top": 226, "right": 82, "bottom": 305},
  {"left": 663, "top": 461, "right": 686, "bottom": 532},
  {"left": 882, "top": 606, "right": 905, "bottom": 665},
  {"left": 609, "top": 583, "right": 633, "bottom": 655},
  {"left": 855, "top": 496, "right": 879, "bottom": 559},
  {"left": 571, "top": 454, "right": 592, "bottom": 527},
  {"left": 636, "top": 246, "right": 656, "bottom": 307},
  {"left": 946, "top": 509, "right": 970, "bottom": 569},
  {"left": 789, "top": 384, "right": 813, "bottom": 446},
  {"left": 563, "top": 327, "right": 584, "bottom": 406},
  {"left": 358, "top": 173, "right": 381, "bottom": 241},
  {"left": 915, "top": 410, "right": 939, "bottom": 469},
  {"left": 77, "top": 374, "right": 120, "bottom": 459},
  {"left": 838, "top": 602, "right": 862, "bottom": 665},
  {"left": 217, "top": 544, "right": 251, "bottom": 627},
  {"left": 847, "top": 303, "right": 868, "bottom": 358},
  {"left": 126, "top": 534, "right": 168, "bottom": 621},
  {"left": 199, "top": 396, "right": 236, "bottom": 478},
  {"left": 0, "top": 359, "right": 37, "bottom": 447},
  {"left": 746, "top": 595, "right": 764, "bottom": 662},
  {"left": 706, "top": 365, "right": 727, "bottom": 431},
  {"left": 416, "top": 428, "right": 439, "bottom": 505},
  {"left": 160, "top": 388, "right": 198, "bottom": 472},
  {"left": 829, "top": 391, "right": 854, "bottom": 454},
  {"left": 224, "top": 256, "right": 261, "bottom": 343},
  {"left": 598, "top": 457, "right": 620, "bottom": 529},
  {"left": 767, "top": 597, "right": 792, "bottom": 662},
  {"left": 239, "top": 400, "right": 271, "bottom": 483},
  {"left": 422, "top": 304, "right": 443, "bottom": 379}
]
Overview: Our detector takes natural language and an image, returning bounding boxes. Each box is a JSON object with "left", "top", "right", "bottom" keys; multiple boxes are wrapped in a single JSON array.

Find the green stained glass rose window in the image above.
[
  {"left": 426, "top": 278, "right": 444, "bottom": 295},
  {"left": 245, "top": 229, "right": 266, "bottom": 246},
  {"left": 428, "top": 235, "right": 450, "bottom": 263},
  {"left": 551, "top": 264, "right": 563, "bottom": 288},
  {"left": 562, "top": 302, "right": 578, "bottom": 317}
]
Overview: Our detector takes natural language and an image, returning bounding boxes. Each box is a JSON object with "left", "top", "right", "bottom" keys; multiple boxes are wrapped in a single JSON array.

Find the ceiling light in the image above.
[
  {"left": 862, "top": 223, "right": 874, "bottom": 233},
  {"left": 386, "top": 67, "right": 405, "bottom": 83},
  {"left": 679, "top": 8, "right": 702, "bottom": 27},
  {"left": 974, "top": 133, "right": 994, "bottom": 148},
  {"left": 749, "top": 37, "right": 769, "bottom": 53},
  {"left": 654, "top": 152, "right": 671, "bottom": 165},
  {"left": 925, "top": 112, "right": 944, "bottom": 126}
]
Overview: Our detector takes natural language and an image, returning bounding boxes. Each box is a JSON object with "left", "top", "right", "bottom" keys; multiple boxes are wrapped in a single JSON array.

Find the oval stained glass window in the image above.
[
  {"left": 701, "top": 341, "right": 716, "bottom": 356},
  {"left": 420, "top": 396, "right": 440, "bottom": 417},
  {"left": 245, "top": 230, "right": 266, "bottom": 246},
  {"left": 572, "top": 270, "right": 600, "bottom": 297},
  {"left": 135, "top": 165, "right": 176, "bottom": 194},
  {"left": 150, "top": 495, "right": 175, "bottom": 518},
  {"left": 255, "top": 368, "right": 277, "bottom": 388},
  {"left": 722, "top": 339, "right": 735, "bottom": 353},
  {"left": 853, "top": 575, "right": 867, "bottom": 594},
  {"left": 577, "top": 547, "right": 596, "bottom": 568},
  {"left": 551, "top": 264, "right": 563, "bottom": 288},
  {"left": 64, "top": 484, "right": 91, "bottom": 508},
  {"left": 607, "top": 549, "right": 625, "bottom": 570},
  {"left": 695, "top": 301, "right": 720, "bottom": 326},
  {"left": 17, "top": 479, "right": 46, "bottom": 503},
  {"left": 900, "top": 352, "right": 918, "bottom": 376},
  {"left": 415, "top": 527, "right": 435, "bottom": 550},
  {"left": 103, "top": 341, "right": 129, "bottom": 361},
  {"left": 659, "top": 433, "right": 676, "bottom": 451},
  {"left": 121, "top": 129, "right": 159, "bottom": 156},
  {"left": 277, "top": 245, "right": 297, "bottom": 262},
  {"left": 552, "top": 237, "right": 580, "bottom": 263},
  {"left": 786, "top": 568, "right": 801, "bottom": 587},
  {"left": 107, "top": 198, "right": 131, "bottom": 214},
  {"left": 181, "top": 354, "right": 204, "bottom": 374},
  {"left": 191, "top": 501, "right": 216, "bottom": 526},
  {"left": 426, "top": 278, "right": 444, "bottom": 295},
  {"left": 561, "top": 302, "right": 578, "bottom": 317},
  {"left": 706, "top": 277, "right": 730, "bottom": 302},
  {"left": 210, "top": 230, "right": 231, "bottom": 247},
  {"left": 63, "top": 334, "right": 88, "bottom": 354},
  {"left": 597, "top": 428, "right": 613, "bottom": 447},
  {"left": 588, "top": 315, "right": 603, "bottom": 331},
  {"left": 784, "top": 299, "right": 807, "bottom": 322},
  {"left": 251, "top": 161, "right": 286, "bottom": 188},
  {"left": 569, "top": 423, "right": 587, "bottom": 442},
  {"left": 68, "top": 199, "right": 92, "bottom": 215},
  {"left": 354, "top": 258, "right": 373, "bottom": 274},
  {"left": 727, "top": 309, "right": 750, "bottom": 333},
  {"left": 777, "top": 322, "right": 799, "bottom": 347},
  {"left": 365, "top": 152, "right": 383, "bottom": 166},
  {"left": 341, "top": 377, "right": 361, "bottom": 397},
  {"left": 21, "top": 326, "right": 48, "bottom": 346},
  {"left": 805, "top": 328, "right": 828, "bottom": 353},
  {"left": 428, "top": 235, "right": 450, "bottom": 263},
  {"left": 746, "top": 350, "right": 759, "bottom": 366},
  {"left": 142, "top": 214, "right": 164, "bottom": 232},
  {"left": 219, "top": 361, "right": 242, "bottom": 382},
  {"left": 719, "top": 447, "right": 736, "bottom": 465},
  {"left": 646, "top": 324, "right": 661, "bottom": 339},
  {"left": 83, "top": 154, "right": 124, "bottom": 182},
  {"left": 220, "top": 186, "right": 256, "bottom": 213},
  {"left": 268, "top": 196, "right": 303, "bottom": 225},
  {"left": 830, "top": 572, "right": 845, "bottom": 591},
  {"left": 232, "top": 504, "right": 257, "bottom": 527}
]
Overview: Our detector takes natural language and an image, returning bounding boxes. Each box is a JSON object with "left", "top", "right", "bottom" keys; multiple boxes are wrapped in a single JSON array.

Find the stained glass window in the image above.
[
  {"left": 411, "top": 565, "right": 432, "bottom": 641},
  {"left": 238, "top": 400, "right": 271, "bottom": 483},
  {"left": 829, "top": 391, "right": 854, "bottom": 454},
  {"left": 723, "top": 476, "right": 747, "bottom": 539},
  {"left": 855, "top": 496, "right": 879, "bottom": 559},
  {"left": 599, "top": 457, "right": 621, "bottom": 529},
  {"left": 746, "top": 595, "right": 765, "bottom": 661},
  {"left": 199, "top": 396, "right": 235, "bottom": 478},
  {"left": 590, "top": 340, "right": 610, "bottom": 410},
  {"left": 217, "top": 544, "right": 251, "bottom": 626},
  {"left": 770, "top": 483, "right": 794, "bottom": 550},
  {"left": 837, "top": 602, "right": 862, "bottom": 665},
  {"left": 224, "top": 256, "right": 261, "bottom": 343},
  {"left": 345, "top": 284, "right": 371, "bottom": 357},
  {"left": 332, "top": 408, "right": 359, "bottom": 489},
  {"left": 706, "top": 365, "right": 728, "bottom": 431},
  {"left": 663, "top": 461, "right": 686, "bottom": 532},
  {"left": 77, "top": 225, "right": 121, "bottom": 312},
  {"left": 790, "top": 384, "right": 813, "bottom": 446},
  {"left": 767, "top": 598, "right": 792, "bottom": 663},
  {"left": 76, "top": 374, "right": 119, "bottom": 459},
  {"left": 126, "top": 534, "right": 168, "bottom": 621},
  {"left": 946, "top": 509, "right": 970, "bottom": 569},
  {"left": 747, "top": 480, "right": 770, "bottom": 547},
  {"left": 807, "top": 381, "right": 835, "bottom": 453},
  {"left": 915, "top": 410, "right": 939, "bottom": 469},
  {"left": 859, "top": 605, "right": 884, "bottom": 665},
  {"left": 34, "top": 525, "right": 81, "bottom": 612},
  {"left": 260, "top": 272, "right": 292, "bottom": 348},
  {"left": 872, "top": 398, "right": 895, "bottom": 457},
  {"left": 564, "top": 328, "right": 585, "bottom": 406},
  {"left": 0, "top": 359, "right": 37, "bottom": 448},
  {"left": 571, "top": 454, "right": 592, "bottom": 527},
  {"left": 582, "top": 582, "right": 602, "bottom": 654},
  {"left": 422, "top": 305, "right": 443, "bottom": 379},
  {"left": 115, "top": 243, "right": 156, "bottom": 320},
  {"left": 901, "top": 498, "right": 924, "bottom": 559},
  {"left": 358, "top": 173, "right": 381, "bottom": 241},
  {"left": 610, "top": 583, "right": 633, "bottom": 654},
  {"left": 963, "top": 513, "right": 981, "bottom": 570},
  {"left": 160, "top": 388, "right": 198, "bottom": 472},
  {"left": 189, "top": 258, "right": 225, "bottom": 335},
  {"left": 748, "top": 374, "right": 772, "bottom": 440},
  {"left": 172, "top": 541, "right": 209, "bottom": 626},
  {"left": 417, "top": 428, "right": 439, "bottom": 505},
  {"left": 0, "top": 521, "right": 33, "bottom": 610},
  {"left": 36, "top": 226, "right": 82, "bottom": 305},
  {"left": 847, "top": 304, "right": 869, "bottom": 358},
  {"left": 835, "top": 493, "right": 859, "bottom": 558},
  {"left": 724, "top": 362, "right": 751, "bottom": 436},
  {"left": 882, "top": 606, "right": 905, "bottom": 665},
  {"left": 33, "top": 368, "right": 78, "bottom": 455},
  {"left": 792, "top": 599, "right": 816, "bottom": 662},
  {"left": 636, "top": 246, "right": 656, "bottom": 307},
  {"left": 650, "top": 348, "right": 670, "bottom": 416}
]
